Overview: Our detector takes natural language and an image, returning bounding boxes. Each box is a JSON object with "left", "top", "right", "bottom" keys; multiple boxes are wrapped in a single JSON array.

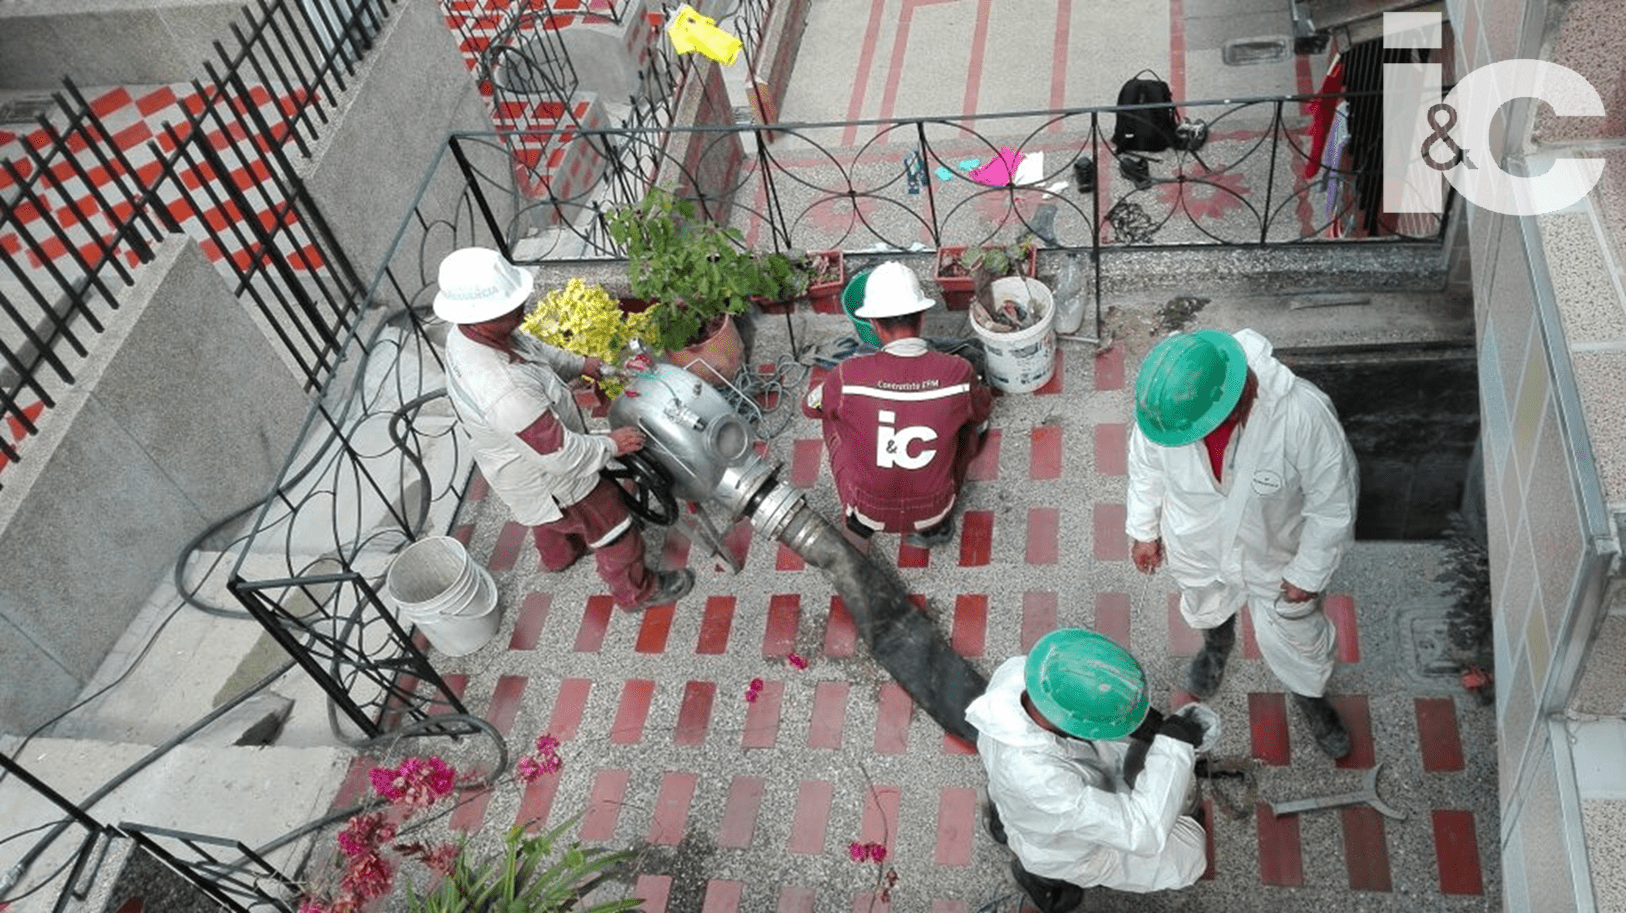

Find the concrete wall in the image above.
[
  {"left": 662, "top": 61, "right": 744, "bottom": 219},
  {"left": 299, "top": 0, "right": 494, "bottom": 287},
  {"left": 746, "top": 0, "right": 812, "bottom": 129},
  {"left": 1447, "top": 0, "right": 1626, "bottom": 909},
  {"left": 0, "top": 0, "right": 258, "bottom": 89},
  {"left": 0, "top": 237, "right": 310, "bottom": 733}
]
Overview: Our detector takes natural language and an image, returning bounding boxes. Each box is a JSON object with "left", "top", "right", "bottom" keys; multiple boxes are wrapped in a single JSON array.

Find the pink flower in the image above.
[
  {"left": 746, "top": 678, "right": 764, "bottom": 703},
  {"left": 535, "top": 734, "right": 560, "bottom": 754},
  {"left": 539, "top": 753, "right": 563, "bottom": 774},
  {"left": 297, "top": 898, "right": 327, "bottom": 913},
  {"left": 848, "top": 841, "right": 866, "bottom": 862},
  {"left": 335, "top": 814, "right": 395, "bottom": 859},
  {"left": 787, "top": 652, "right": 808, "bottom": 670},
  {"left": 868, "top": 843, "right": 888, "bottom": 863},
  {"left": 340, "top": 851, "right": 395, "bottom": 901},
  {"left": 516, "top": 756, "right": 545, "bottom": 783},
  {"left": 368, "top": 767, "right": 397, "bottom": 799},
  {"left": 371, "top": 757, "right": 457, "bottom": 809}
]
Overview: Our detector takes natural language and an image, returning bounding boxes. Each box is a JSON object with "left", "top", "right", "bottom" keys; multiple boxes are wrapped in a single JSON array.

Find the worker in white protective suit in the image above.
[
  {"left": 1126, "top": 328, "right": 1359, "bottom": 759},
  {"left": 965, "top": 629, "right": 1209, "bottom": 911}
]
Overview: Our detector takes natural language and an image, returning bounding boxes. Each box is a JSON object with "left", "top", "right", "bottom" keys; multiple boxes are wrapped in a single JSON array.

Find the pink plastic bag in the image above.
[{"left": 969, "top": 147, "right": 1024, "bottom": 186}]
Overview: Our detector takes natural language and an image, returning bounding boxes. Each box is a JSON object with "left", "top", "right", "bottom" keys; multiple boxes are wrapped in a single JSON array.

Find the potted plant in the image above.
[
  {"left": 521, "top": 278, "right": 653, "bottom": 401},
  {"left": 934, "top": 237, "right": 1037, "bottom": 310},
  {"left": 297, "top": 735, "right": 640, "bottom": 913},
  {"left": 604, "top": 185, "right": 798, "bottom": 383},
  {"left": 801, "top": 249, "right": 846, "bottom": 314}
]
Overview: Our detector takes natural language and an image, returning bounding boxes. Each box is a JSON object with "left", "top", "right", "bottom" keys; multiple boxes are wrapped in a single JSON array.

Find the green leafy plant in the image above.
[
  {"left": 407, "top": 818, "right": 637, "bottom": 913},
  {"left": 1435, "top": 511, "right": 1493, "bottom": 701},
  {"left": 801, "top": 250, "right": 843, "bottom": 290},
  {"left": 956, "top": 236, "right": 1036, "bottom": 278},
  {"left": 298, "top": 735, "right": 639, "bottom": 913},
  {"left": 603, "top": 185, "right": 797, "bottom": 353}
]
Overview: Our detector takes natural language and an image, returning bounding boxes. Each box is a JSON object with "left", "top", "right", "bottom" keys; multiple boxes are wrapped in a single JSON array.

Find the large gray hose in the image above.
[{"left": 775, "top": 505, "right": 987, "bottom": 744}]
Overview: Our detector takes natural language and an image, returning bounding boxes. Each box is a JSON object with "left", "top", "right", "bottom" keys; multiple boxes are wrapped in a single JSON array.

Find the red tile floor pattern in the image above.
[
  {"left": 0, "top": 84, "right": 322, "bottom": 280},
  {"left": 426, "top": 584, "right": 1485, "bottom": 904},
  {"left": 3, "top": 1, "right": 640, "bottom": 283},
  {"left": 427, "top": 361, "right": 1492, "bottom": 909}
]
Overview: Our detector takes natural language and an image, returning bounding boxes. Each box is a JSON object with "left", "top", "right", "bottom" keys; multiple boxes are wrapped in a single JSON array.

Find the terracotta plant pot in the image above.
[
  {"left": 753, "top": 294, "right": 795, "bottom": 316},
  {"left": 805, "top": 250, "right": 846, "bottom": 314},
  {"left": 935, "top": 245, "right": 1037, "bottom": 311},
  {"left": 670, "top": 313, "right": 745, "bottom": 386},
  {"left": 934, "top": 246, "right": 974, "bottom": 310}
]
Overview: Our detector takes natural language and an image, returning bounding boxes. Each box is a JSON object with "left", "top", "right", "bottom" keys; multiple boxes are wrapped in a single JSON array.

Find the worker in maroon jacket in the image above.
[{"left": 803, "top": 261, "right": 994, "bottom": 549}]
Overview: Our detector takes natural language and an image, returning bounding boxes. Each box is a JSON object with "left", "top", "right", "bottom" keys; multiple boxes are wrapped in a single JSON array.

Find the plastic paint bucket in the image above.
[
  {"left": 970, "top": 276, "right": 1055, "bottom": 393},
  {"left": 385, "top": 536, "right": 503, "bottom": 656}
]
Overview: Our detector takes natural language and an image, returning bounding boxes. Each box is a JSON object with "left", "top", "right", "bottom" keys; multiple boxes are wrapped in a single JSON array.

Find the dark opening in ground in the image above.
[{"left": 1280, "top": 344, "right": 1479, "bottom": 541}]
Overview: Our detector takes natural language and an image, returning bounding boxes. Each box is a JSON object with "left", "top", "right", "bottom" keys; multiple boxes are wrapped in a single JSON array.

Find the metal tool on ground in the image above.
[{"left": 1269, "top": 762, "right": 1408, "bottom": 820}]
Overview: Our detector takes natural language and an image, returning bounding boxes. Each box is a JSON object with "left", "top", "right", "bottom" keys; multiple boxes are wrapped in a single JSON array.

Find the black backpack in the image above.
[{"left": 1112, "top": 70, "right": 1178, "bottom": 153}]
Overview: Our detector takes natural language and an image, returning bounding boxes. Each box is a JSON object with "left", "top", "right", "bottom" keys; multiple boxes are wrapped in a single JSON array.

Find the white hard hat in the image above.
[
  {"left": 432, "top": 247, "right": 535, "bottom": 324},
  {"left": 854, "top": 261, "right": 934, "bottom": 319}
]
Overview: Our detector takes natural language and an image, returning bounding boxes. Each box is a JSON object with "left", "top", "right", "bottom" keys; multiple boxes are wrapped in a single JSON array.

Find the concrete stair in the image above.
[
  {"left": 0, "top": 548, "right": 399, "bottom": 911},
  {"left": 0, "top": 737, "right": 348, "bottom": 913}
]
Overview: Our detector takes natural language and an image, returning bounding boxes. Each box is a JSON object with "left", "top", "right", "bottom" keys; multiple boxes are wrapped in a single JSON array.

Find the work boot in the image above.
[
  {"left": 985, "top": 803, "right": 1009, "bottom": 846},
  {"left": 1186, "top": 616, "right": 1237, "bottom": 698},
  {"left": 1073, "top": 156, "right": 1097, "bottom": 194},
  {"left": 1119, "top": 154, "right": 1153, "bottom": 190},
  {"left": 1293, "top": 693, "right": 1352, "bottom": 760},
  {"left": 628, "top": 569, "right": 694, "bottom": 611},
  {"left": 1009, "top": 859, "right": 1084, "bottom": 913},
  {"left": 905, "top": 517, "right": 955, "bottom": 550}
]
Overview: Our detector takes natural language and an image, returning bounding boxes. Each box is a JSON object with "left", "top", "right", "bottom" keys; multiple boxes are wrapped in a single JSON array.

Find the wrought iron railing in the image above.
[
  {"left": 195, "top": 139, "right": 501, "bottom": 739},
  {"left": 0, "top": 0, "right": 394, "bottom": 482},
  {"left": 0, "top": 752, "right": 118, "bottom": 912},
  {"left": 120, "top": 826, "right": 302, "bottom": 913},
  {"left": 446, "top": 91, "right": 1447, "bottom": 267}
]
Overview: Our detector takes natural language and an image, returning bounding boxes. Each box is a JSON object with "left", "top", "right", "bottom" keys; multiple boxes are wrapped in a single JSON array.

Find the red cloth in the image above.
[
  {"left": 807, "top": 341, "right": 993, "bottom": 533},
  {"left": 1203, "top": 418, "right": 1237, "bottom": 480},
  {"left": 516, "top": 410, "right": 566, "bottom": 455},
  {"left": 530, "top": 477, "right": 653, "bottom": 607},
  {"left": 1303, "top": 58, "right": 1344, "bottom": 180}
]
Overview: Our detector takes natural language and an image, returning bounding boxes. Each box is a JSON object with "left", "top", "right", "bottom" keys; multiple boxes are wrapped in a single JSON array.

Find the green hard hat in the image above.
[
  {"left": 1024, "top": 629, "right": 1149, "bottom": 740},
  {"left": 1134, "top": 329, "right": 1248, "bottom": 447}
]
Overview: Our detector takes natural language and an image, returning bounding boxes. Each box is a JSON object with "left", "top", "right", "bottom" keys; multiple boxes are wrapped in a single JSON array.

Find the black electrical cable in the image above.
[
  {"left": 173, "top": 304, "right": 444, "bottom": 620},
  {"left": 0, "top": 654, "right": 298, "bottom": 903},
  {"left": 4, "top": 303, "right": 474, "bottom": 903},
  {"left": 0, "top": 598, "right": 190, "bottom": 788}
]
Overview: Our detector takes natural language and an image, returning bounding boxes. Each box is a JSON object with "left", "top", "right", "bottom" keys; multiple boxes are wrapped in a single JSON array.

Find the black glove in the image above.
[
  {"left": 1157, "top": 713, "right": 1205, "bottom": 747},
  {"left": 1129, "top": 707, "right": 1165, "bottom": 743}
]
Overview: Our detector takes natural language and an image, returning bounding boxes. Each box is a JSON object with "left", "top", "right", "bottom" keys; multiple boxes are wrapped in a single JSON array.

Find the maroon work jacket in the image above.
[{"left": 804, "top": 338, "right": 993, "bottom": 532}]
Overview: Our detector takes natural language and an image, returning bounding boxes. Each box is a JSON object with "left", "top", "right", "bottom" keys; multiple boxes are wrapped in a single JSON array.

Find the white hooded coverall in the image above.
[
  {"left": 964, "top": 657, "right": 1206, "bottom": 893},
  {"left": 1125, "top": 328, "right": 1359, "bottom": 696}
]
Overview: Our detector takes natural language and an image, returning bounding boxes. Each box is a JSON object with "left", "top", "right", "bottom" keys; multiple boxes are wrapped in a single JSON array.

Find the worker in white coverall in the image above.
[
  {"left": 965, "top": 629, "right": 1209, "bottom": 911},
  {"left": 433, "top": 247, "right": 693, "bottom": 611},
  {"left": 1126, "top": 328, "right": 1359, "bottom": 759}
]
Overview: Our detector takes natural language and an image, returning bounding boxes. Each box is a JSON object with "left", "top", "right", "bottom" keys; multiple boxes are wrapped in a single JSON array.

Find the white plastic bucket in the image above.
[
  {"left": 970, "top": 277, "right": 1056, "bottom": 393},
  {"left": 385, "top": 536, "right": 503, "bottom": 656}
]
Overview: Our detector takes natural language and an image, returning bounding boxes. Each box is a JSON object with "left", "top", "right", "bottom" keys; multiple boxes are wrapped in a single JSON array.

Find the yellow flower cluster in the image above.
[{"left": 520, "top": 279, "right": 653, "bottom": 398}]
